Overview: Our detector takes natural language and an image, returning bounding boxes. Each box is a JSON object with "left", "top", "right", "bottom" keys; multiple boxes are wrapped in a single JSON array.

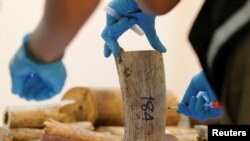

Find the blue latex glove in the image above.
[
  {"left": 177, "top": 72, "right": 222, "bottom": 121},
  {"left": 9, "top": 34, "right": 67, "bottom": 101},
  {"left": 101, "top": 0, "right": 166, "bottom": 57}
]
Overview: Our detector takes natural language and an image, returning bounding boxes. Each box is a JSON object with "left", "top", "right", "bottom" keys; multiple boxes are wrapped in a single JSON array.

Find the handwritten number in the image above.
[
  {"left": 141, "top": 96, "right": 154, "bottom": 121},
  {"left": 142, "top": 112, "right": 154, "bottom": 121}
]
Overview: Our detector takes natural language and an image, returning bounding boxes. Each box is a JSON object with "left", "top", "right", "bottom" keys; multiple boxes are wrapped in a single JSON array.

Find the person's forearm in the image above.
[
  {"left": 28, "top": 0, "right": 99, "bottom": 63},
  {"left": 136, "top": 0, "right": 180, "bottom": 15}
]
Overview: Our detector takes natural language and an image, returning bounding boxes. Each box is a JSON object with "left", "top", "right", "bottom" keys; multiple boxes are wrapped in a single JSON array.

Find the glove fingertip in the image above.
[
  {"left": 35, "top": 94, "right": 51, "bottom": 101},
  {"left": 11, "top": 79, "right": 23, "bottom": 95},
  {"left": 176, "top": 104, "right": 182, "bottom": 113},
  {"left": 53, "top": 86, "right": 62, "bottom": 94},
  {"left": 177, "top": 103, "right": 187, "bottom": 114},
  {"left": 11, "top": 88, "right": 20, "bottom": 95},
  {"left": 34, "top": 96, "right": 46, "bottom": 101},
  {"left": 18, "top": 92, "right": 27, "bottom": 100},
  {"left": 158, "top": 46, "right": 167, "bottom": 53},
  {"left": 104, "top": 53, "right": 111, "bottom": 58},
  {"left": 25, "top": 96, "right": 33, "bottom": 101},
  {"left": 176, "top": 109, "right": 182, "bottom": 114},
  {"left": 104, "top": 46, "right": 112, "bottom": 58}
]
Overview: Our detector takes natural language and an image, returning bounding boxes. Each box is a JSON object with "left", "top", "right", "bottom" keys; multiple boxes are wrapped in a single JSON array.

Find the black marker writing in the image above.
[{"left": 141, "top": 96, "right": 154, "bottom": 121}]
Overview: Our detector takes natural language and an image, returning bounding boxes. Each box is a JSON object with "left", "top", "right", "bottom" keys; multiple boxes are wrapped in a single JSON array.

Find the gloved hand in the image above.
[
  {"left": 101, "top": 0, "right": 166, "bottom": 57},
  {"left": 9, "top": 34, "right": 67, "bottom": 101},
  {"left": 177, "top": 71, "right": 222, "bottom": 121}
]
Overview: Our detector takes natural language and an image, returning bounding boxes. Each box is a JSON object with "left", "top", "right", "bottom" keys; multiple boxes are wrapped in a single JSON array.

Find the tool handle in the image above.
[{"left": 104, "top": 6, "right": 144, "bottom": 36}]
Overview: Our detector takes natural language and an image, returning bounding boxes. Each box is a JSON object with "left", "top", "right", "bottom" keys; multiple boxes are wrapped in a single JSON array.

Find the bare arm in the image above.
[
  {"left": 136, "top": 0, "right": 180, "bottom": 15},
  {"left": 27, "top": 0, "right": 100, "bottom": 63}
]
